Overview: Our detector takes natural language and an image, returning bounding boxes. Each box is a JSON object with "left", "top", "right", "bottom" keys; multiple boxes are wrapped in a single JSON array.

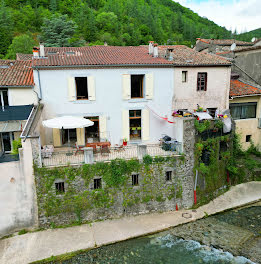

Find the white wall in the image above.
[
  {"left": 173, "top": 67, "right": 231, "bottom": 112},
  {"left": 8, "top": 88, "right": 38, "bottom": 106},
  {"left": 34, "top": 67, "right": 176, "bottom": 145}
]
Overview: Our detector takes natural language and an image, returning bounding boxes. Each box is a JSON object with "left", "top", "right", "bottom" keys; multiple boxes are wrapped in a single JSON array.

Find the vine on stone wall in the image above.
[{"left": 34, "top": 156, "right": 184, "bottom": 227}]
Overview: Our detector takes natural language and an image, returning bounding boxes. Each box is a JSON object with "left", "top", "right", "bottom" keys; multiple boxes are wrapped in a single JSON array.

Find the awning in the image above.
[
  {"left": 0, "top": 120, "right": 26, "bottom": 133},
  {"left": 193, "top": 112, "right": 213, "bottom": 120}
]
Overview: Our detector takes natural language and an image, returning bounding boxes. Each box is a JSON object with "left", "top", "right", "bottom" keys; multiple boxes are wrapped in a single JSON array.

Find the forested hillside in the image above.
[
  {"left": 0, "top": 0, "right": 232, "bottom": 59},
  {"left": 237, "top": 28, "right": 261, "bottom": 42}
]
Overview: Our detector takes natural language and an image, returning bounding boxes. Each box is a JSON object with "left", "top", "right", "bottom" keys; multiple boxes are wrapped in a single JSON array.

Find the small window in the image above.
[
  {"left": 182, "top": 71, "right": 187, "bottom": 82},
  {"left": 197, "top": 72, "right": 207, "bottom": 91},
  {"left": 131, "top": 75, "right": 144, "bottom": 98},
  {"left": 246, "top": 135, "right": 251, "bottom": 142},
  {"left": 165, "top": 171, "right": 172, "bottom": 181},
  {"left": 55, "top": 182, "right": 65, "bottom": 194},
  {"left": 94, "top": 178, "right": 102, "bottom": 189},
  {"left": 0, "top": 90, "right": 9, "bottom": 107},
  {"left": 207, "top": 108, "right": 217, "bottom": 118},
  {"left": 132, "top": 174, "right": 139, "bottom": 186},
  {"left": 75, "top": 77, "right": 88, "bottom": 100}
]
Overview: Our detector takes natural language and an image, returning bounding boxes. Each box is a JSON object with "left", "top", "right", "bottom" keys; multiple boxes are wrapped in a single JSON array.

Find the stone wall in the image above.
[{"left": 35, "top": 119, "right": 195, "bottom": 228}]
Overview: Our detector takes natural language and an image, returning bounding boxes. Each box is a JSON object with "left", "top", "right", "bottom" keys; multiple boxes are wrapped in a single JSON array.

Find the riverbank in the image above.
[{"left": 0, "top": 181, "right": 260, "bottom": 264}]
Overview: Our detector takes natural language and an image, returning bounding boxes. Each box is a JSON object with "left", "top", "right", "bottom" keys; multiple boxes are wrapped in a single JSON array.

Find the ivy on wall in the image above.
[{"left": 34, "top": 155, "right": 184, "bottom": 226}]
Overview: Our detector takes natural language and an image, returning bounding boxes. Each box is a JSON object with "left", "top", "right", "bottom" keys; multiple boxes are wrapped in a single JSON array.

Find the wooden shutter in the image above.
[
  {"left": 68, "top": 77, "right": 76, "bottom": 101},
  {"left": 88, "top": 76, "right": 96, "bottom": 101},
  {"left": 53, "top": 128, "right": 61, "bottom": 147},
  {"left": 145, "top": 73, "right": 154, "bottom": 99},
  {"left": 122, "top": 110, "right": 130, "bottom": 141},
  {"left": 122, "top": 74, "right": 131, "bottom": 100},
  {"left": 99, "top": 115, "right": 107, "bottom": 140},
  {"left": 142, "top": 109, "right": 150, "bottom": 141},
  {"left": 76, "top": 128, "right": 85, "bottom": 146}
]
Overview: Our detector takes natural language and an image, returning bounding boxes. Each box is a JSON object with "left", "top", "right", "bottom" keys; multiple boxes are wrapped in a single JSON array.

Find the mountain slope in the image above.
[
  {"left": 237, "top": 28, "right": 261, "bottom": 42},
  {"left": 0, "top": 0, "right": 232, "bottom": 57}
]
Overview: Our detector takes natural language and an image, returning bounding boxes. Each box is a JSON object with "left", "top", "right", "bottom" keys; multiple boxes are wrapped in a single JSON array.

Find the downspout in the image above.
[{"left": 36, "top": 67, "right": 43, "bottom": 101}]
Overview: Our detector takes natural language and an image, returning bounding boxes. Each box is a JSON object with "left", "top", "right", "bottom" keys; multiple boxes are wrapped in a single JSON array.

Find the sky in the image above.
[{"left": 175, "top": 0, "right": 260, "bottom": 33}]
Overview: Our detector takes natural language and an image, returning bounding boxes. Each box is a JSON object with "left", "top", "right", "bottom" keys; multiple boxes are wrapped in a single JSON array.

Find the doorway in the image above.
[
  {"left": 62, "top": 129, "right": 77, "bottom": 146},
  {"left": 129, "top": 110, "right": 142, "bottom": 140},
  {"left": 1, "top": 132, "right": 14, "bottom": 153},
  {"left": 85, "top": 116, "right": 99, "bottom": 143}
]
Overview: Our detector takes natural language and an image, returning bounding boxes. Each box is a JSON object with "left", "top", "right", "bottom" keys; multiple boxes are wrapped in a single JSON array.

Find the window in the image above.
[
  {"left": 197, "top": 72, "right": 207, "bottom": 91},
  {"left": 230, "top": 103, "right": 257, "bottom": 119},
  {"left": 75, "top": 77, "right": 88, "bottom": 100},
  {"left": 94, "top": 178, "right": 102, "bottom": 189},
  {"left": 129, "top": 110, "right": 142, "bottom": 139},
  {"left": 165, "top": 171, "right": 172, "bottom": 181},
  {"left": 207, "top": 108, "right": 217, "bottom": 118},
  {"left": 246, "top": 135, "right": 251, "bottom": 142},
  {"left": 131, "top": 75, "right": 144, "bottom": 98},
  {"left": 182, "top": 71, "right": 187, "bottom": 82},
  {"left": 0, "top": 89, "right": 9, "bottom": 110},
  {"left": 132, "top": 174, "right": 139, "bottom": 186},
  {"left": 55, "top": 182, "right": 65, "bottom": 194}
]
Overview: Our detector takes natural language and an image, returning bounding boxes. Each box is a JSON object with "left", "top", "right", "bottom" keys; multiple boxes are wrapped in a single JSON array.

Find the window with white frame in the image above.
[
  {"left": 0, "top": 89, "right": 9, "bottom": 110},
  {"left": 75, "top": 77, "right": 88, "bottom": 100}
]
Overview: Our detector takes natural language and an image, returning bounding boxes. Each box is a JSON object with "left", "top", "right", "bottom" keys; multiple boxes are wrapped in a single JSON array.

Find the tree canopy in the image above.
[{"left": 0, "top": 0, "right": 249, "bottom": 58}]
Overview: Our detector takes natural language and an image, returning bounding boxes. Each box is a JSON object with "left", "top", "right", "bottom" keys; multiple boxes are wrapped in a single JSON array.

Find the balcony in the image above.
[{"left": 41, "top": 143, "right": 182, "bottom": 167}]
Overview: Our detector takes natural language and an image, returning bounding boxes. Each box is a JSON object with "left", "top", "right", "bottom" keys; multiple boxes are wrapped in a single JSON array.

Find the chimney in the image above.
[
  {"left": 167, "top": 48, "right": 173, "bottom": 61},
  {"left": 104, "top": 42, "right": 108, "bottom": 46},
  {"left": 153, "top": 43, "right": 158, "bottom": 57},
  {"left": 149, "top": 41, "right": 154, "bottom": 55},
  {"left": 39, "top": 43, "right": 45, "bottom": 57},
  {"left": 33, "top": 47, "right": 40, "bottom": 58}
]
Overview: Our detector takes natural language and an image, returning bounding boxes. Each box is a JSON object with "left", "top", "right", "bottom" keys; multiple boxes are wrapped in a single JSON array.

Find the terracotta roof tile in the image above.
[
  {"left": 31, "top": 45, "right": 230, "bottom": 67},
  {"left": 158, "top": 45, "right": 231, "bottom": 66},
  {"left": 16, "top": 53, "right": 33, "bottom": 61},
  {"left": 234, "top": 45, "right": 261, "bottom": 53},
  {"left": 0, "top": 60, "right": 34, "bottom": 87},
  {"left": 230, "top": 79, "right": 261, "bottom": 97},
  {"left": 197, "top": 38, "right": 253, "bottom": 46}
]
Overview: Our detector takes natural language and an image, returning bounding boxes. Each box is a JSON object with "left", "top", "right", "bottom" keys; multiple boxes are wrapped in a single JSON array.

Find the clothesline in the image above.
[{"left": 145, "top": 106, "right": 175, "bottom": 124}]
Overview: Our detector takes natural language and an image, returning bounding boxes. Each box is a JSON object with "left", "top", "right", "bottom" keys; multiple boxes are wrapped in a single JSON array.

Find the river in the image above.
[{"left": 50, "top": 205, "right": 260, "bottom": 264}]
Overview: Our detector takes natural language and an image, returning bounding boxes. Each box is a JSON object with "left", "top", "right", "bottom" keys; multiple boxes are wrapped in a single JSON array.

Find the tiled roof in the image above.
[
  {"left": 0, "top": 60, "right": 34, "bottom": 87},
  {"left": 0, "top": 105, "right": 33, "bottom": 121},
  {"left": 16, "top": 53, "right": 33, "bottom": 61},
  {"left": 197, "top": 38, "right": 253, "bottom": 46},
  {"left": 158, "top": 45, "right": 231, "bottom": 66},
  {"left": 32, "top": 45, "right": 231, "bottom": 67},
  {"left": 32, "top": 46, "right": 173, "bottom": 67},
  {"left": 234, "top": 45, "right": 261, "bottom": 53},
  {"left": 230, "top": 79, "right": 261, "bottom": 97}
]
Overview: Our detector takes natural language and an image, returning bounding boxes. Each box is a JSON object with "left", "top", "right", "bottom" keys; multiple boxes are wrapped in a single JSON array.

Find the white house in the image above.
[
  {"left": 31, "top": 44, "right": 231, "bottom": 149},
  {"left": 0, "top": 60, "right": 37, "bottom": 156}
]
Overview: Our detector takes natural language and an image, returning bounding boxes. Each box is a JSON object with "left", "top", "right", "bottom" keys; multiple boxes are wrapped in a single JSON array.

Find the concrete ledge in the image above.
[{"left": 0, "top": 181, "right": 260, "bottom": 264}]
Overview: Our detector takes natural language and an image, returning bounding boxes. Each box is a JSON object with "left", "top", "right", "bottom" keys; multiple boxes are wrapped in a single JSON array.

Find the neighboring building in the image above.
[
  {"left": 157, "top": 45, "right": 231, "bottom": 114},
  {"left": 31, "top": 44, "right": 231, "bottom": 148},
  {"left": 230, "top": 78, "right": 261, "bottom": 150},
  {"left": 233, "top": 46, "right": 261, "bottom": 86},
  {"left": 194, "top": 38, "right": 253, "bottom": 54},
  {"left": 0, "top": 60, "right": 37, "bottom": 156}
]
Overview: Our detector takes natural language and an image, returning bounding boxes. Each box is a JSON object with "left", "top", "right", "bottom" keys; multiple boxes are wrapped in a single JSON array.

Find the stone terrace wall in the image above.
[{"left": 35, "top": 119, "right": 195, "bottom": 228}]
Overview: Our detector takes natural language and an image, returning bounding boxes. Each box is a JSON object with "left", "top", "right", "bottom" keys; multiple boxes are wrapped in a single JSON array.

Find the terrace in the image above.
[{"left": 41, "top": 143, "right": 182, "bottom": 167}]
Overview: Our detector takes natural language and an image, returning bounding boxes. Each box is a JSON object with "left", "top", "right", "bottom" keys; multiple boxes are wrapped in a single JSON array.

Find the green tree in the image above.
[
  {"left": 0, "top": 2, "right": 14, "bottom": 56},
  {"left": 5, "top": 34, "right": 37, "bottom": 59},
  {"left": 39, "top": 14, "right": 83, "bottom": 47}
]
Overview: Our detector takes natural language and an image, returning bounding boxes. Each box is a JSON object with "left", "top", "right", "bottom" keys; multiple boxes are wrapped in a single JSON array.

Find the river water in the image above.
[{"left": 52, "top": 206, "right": 260, "bottom": 264}]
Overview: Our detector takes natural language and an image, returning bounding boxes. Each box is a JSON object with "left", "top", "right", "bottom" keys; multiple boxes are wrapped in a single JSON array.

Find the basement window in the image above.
[
  {"left": 246, "top": 135, "right": 251, "bottom": 142},
  {"left": 165, "top": 171, "right": 172, "bottom": 181},
  {"left": 197, "top": 72, "right": 207, "bottom": 91},
  {"left": 55, "top": 182, "right": 65, "bottom": 194},
  {"left": 94, "top": 178, "right": 102, "bottom": 189},
  {"left": 75, "top": 77, "right": 88, "bottom": 100},
  {"left": 131, "top": 75, "right": 144, "bottom": 98},
  {"left": 182, "top": 71, "right": 187, "bottom": 82},
  {"left": 132, "top": 174, "right": 139, "bottom": 186}
]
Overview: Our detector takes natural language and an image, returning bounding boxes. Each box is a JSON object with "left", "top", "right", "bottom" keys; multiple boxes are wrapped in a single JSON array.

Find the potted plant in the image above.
[{"left": 123, "top": 138, "right": 128, "bottom": 146}]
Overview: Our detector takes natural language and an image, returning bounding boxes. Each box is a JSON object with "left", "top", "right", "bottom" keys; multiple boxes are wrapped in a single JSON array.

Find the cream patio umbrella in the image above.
[{"left": 42, "top": 116, "right": 94, "bottom": 145}]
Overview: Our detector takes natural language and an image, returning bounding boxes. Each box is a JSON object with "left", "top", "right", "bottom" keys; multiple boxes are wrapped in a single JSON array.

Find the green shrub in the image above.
[{"left": 11, "top": 138, "right": 22, "bottom": 155}]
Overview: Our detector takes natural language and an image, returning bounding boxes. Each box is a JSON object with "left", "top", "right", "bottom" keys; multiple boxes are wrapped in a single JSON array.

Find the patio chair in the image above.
[
  {"left": 115, "top": 139, "right": 125, "bottom": 151},
  {"left": 101, "top": 145, "right": 110, "bottom": 155},
  {"left": 74, "top": 143, "right": 84, "bottom": 155},
  {"left": 41, "top": 145, "right": 54, "bottom": 158}
]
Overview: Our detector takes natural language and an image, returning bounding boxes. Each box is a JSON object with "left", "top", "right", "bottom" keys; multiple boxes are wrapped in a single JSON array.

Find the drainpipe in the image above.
[{"left": 36, "top": 68, "right": 43, "bottom": 101}]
